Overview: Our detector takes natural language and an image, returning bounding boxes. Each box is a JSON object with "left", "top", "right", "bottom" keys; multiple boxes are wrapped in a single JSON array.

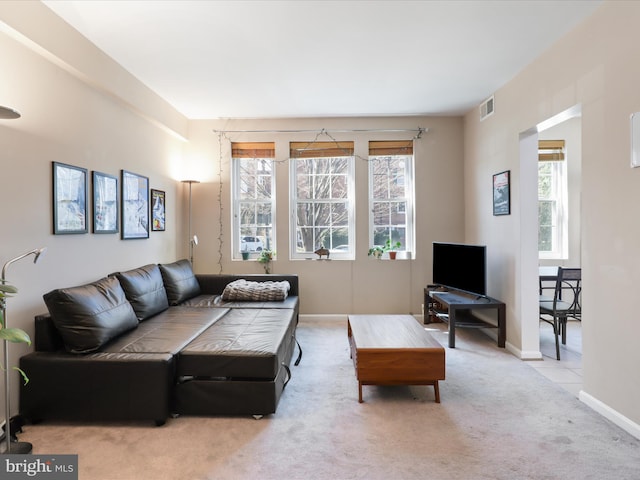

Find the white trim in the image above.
[{"left": 580, "top": 391, "right": 640, "bottom": 440}]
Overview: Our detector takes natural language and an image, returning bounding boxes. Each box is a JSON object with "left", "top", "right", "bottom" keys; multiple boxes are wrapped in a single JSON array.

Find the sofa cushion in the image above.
[
  {"left": 221, "top": 279, "right": 290, "bottom": 302},
  {"left": 43, "top": 276, "right": 138, "bottom": 354},
  {"left": 159, "top": 259, "right": 201, "bottom": 305},
  {"left": 115, "top": 264, "right": 169, "bottom": 321}
]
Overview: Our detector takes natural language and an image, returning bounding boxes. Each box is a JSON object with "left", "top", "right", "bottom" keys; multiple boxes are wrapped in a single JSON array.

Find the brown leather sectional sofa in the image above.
[{"left": 19, "top": 260, "right": 300, "bottom": 426}]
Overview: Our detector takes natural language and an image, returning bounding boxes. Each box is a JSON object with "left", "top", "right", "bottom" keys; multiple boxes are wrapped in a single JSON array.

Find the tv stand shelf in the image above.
[{"left": 424, "top": 286, "right": 506, "bottom": 348}]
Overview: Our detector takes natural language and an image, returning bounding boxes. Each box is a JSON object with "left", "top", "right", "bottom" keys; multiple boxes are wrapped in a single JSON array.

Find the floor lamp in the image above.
[
  {"left": 182, "top": 180, "right": 200, "bottom": 265},
  {"left": 1, "top": 247, "right": 47, "bottom": 454}
]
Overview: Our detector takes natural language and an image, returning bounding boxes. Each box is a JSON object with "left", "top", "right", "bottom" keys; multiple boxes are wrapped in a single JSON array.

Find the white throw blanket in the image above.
[{"left": 221, "top": 279, "right": 290, "bottom": 301}]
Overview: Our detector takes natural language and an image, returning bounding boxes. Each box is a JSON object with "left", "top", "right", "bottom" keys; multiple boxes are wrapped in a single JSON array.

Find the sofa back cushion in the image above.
[
  {"left": 159, "top": 259, "right": 201, "bottom": 305},
  {"left": 43, "top": 276, "right": 138, "bottom": 354},
  {"left": 115, "top": 264, "right": 169, "bottom": 321}
]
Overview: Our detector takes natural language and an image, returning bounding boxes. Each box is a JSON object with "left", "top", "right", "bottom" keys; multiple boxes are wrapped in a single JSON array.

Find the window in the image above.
[
  {"left": 231, "top": 142, "right": 275, "bottom": 260},
  {"left": 290, "top": 141, "right": 355, "bottom": 259},
  {"left": 369, "top": 141, "right": 415, "bottom": 256},
  {"left": 538, "top": 140, "right": 567, "bottom": 259}
]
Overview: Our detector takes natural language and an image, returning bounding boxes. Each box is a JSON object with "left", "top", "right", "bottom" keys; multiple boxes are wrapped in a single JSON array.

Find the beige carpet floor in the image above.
[{"left": 19, "top": 317, "right": 640, "bottom": 480}]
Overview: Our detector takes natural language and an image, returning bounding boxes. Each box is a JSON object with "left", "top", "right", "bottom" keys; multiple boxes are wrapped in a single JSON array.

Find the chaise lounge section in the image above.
[{"left": 19, "top": 260, "right": 300, "bottom": 426}]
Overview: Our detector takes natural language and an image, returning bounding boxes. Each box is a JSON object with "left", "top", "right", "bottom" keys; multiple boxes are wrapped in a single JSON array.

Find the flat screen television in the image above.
[{"left": 432, "top": 242, "right": 487, "bottom": 296}]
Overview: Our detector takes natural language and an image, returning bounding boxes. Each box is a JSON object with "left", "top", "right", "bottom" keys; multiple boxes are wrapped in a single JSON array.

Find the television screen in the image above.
[{"left": 432, "top": 242, "right": 487, "bottom": 296}]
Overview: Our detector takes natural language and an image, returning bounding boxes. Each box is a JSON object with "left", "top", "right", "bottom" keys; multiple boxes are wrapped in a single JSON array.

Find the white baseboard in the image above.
[
  {"left": 579, "top": 390, "right": 640, "bottom": 440},
  {"left": 508, "top": 342, "right": 543, "bottom": 360}
]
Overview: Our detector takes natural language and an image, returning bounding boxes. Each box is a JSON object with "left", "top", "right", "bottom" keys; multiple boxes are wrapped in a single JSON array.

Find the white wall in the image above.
[
  {"left": 0, "top": 3, "right": 187, "bottom": 418},
  {"left": 464, "top": 0, "right": 640, "bottom": 431}
]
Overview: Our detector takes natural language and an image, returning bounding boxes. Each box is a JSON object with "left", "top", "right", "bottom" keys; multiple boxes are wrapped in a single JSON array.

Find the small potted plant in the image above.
[
  {"left": 257, "top": 249, "right": 274, "bottom": 273},
  {"left": 384, "top": 239, "right": 402, "bottom": 260},
  {"left": 368, "top": 239, "right": 402, "bottom": 260},
  {"left": 368, "top": 245, "right": 384, "bottom": 259}
]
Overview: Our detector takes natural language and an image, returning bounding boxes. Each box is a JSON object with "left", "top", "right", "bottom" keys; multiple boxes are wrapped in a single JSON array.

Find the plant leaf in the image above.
[
  {"left": 13, "top": 366, "right": 29, "bottom": 385},
  {"left": 0, "top": 284, "right": 18, "bottom": 294},
  {"left": 0, "top": 328, "right": 31, "bottom": 345}
]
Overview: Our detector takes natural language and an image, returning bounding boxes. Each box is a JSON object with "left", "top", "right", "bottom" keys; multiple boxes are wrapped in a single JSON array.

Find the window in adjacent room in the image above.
[
  {"left": 368, "top": 140, "right": 415, "bottom": 257},
  {"left": 538, "top": 140, "right": 568, "bottom": 259},
  {"left": 290, "top": 141, "right": 355, "bottom": 259},
  {"left": 231, "top": 142, "right": 276, "bottom": 260}
]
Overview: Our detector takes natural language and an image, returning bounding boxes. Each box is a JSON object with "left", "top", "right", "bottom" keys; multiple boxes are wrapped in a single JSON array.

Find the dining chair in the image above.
[{"left": 539, "top": 267, "right": 582, "bottom": 360}]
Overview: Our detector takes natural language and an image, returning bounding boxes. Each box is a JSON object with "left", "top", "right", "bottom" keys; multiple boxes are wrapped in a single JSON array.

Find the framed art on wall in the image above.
[
  {"left": 493, "top": 170, "right": 511, "bottom": 216},
  {"left": 121, "top": 170, "right": 149, "bottom": 239},
  {"left": 92, "top": 171, "right": 118, "bottom": 233},
  {"left": 151, "top": 189, "right": 166, "bottom": 231},
  {"left": 53, "top": 161, "right": 88, "bottom": 234}
]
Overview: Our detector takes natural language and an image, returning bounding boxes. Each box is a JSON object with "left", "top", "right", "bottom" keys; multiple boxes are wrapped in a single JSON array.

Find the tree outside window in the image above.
[
  {"left": 232, "top": 143, "right": 275, "bottom": 260},
  {"left": 290, "top": 141, "right": 354, "bottom": 259}
]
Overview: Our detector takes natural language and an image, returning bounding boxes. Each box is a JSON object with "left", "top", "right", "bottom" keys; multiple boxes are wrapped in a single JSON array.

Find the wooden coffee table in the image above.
[{"left": 347, "top": 314, "right": 445, "bottom": 403}]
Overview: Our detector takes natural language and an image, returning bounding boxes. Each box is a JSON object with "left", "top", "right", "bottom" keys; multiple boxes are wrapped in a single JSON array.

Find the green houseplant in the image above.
[
  {"left": 257, "top": 249, "right": 274, "bottom": 273},
  {"left": 367, "top": 245, "right": 384, "bottom": 259},
  {"left": 0, "top": 281, "right": 31, "bottom": 385},
  {"left": 384, "top": 239, "right": 402, "bottom": 260},
  {"left": 368, "top": 239, "right": 402, "bottom": 260}
]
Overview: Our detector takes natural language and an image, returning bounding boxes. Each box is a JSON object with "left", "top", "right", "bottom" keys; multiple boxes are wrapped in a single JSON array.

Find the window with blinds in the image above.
[
  {"left": 538, "top": 139, "right": 567, "bottom": 259},
  {"left": 231, "top": 142, "right": 276, "bottom": 260},
  {"left": 289, "top": 141, "right": 355, "bottom": 259},
  {"left": 368, "top": 140, "right": 415, "bottom": 258}
]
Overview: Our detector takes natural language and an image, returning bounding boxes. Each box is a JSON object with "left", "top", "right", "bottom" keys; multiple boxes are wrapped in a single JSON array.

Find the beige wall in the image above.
[
  {"left": 185, "top": 116, "right": 465, "bottom": 315},
  {"left": 464, "top": 0, "right": 640, "bottom": 432},
  {"left": 0, "top": 3, "right": 187, "bottom": 416}
]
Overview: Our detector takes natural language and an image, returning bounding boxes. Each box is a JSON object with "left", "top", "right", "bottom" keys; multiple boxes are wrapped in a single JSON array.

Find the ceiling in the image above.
[{"left": 42, "top": 0, "right": 602, "bottom": 120}]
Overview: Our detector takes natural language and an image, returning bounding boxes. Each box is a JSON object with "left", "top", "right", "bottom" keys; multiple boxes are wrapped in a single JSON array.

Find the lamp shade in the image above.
[{"left": 0, "top": 106, "right": 21, "bottom": 120}]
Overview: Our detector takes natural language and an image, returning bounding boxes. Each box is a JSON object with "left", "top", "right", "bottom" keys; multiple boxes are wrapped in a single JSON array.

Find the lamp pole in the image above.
[
  {"left": 1, "top": 248, "right": 46, "bottom": 454},
  {"left": 181, "top": 180, "right": 200, "bottom": 265}
]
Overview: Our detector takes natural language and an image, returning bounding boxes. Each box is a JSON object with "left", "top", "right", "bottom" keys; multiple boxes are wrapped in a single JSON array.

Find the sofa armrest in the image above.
[
  {"left": 195, "top": 274, "right": 299, "bottom": 297},
  {"left": 20, "top": 351, "right": 174, "bottom": 425}
]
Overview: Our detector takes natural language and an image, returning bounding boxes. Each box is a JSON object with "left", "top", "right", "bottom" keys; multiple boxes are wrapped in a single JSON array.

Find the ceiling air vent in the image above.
[{"left": 480, "top": 95, "right": 494, "bottom": 121}]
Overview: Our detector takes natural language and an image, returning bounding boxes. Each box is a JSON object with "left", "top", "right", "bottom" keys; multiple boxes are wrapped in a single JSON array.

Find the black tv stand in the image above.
[{"left": 424, "top": 285, "right": 506, "bottom": 348}]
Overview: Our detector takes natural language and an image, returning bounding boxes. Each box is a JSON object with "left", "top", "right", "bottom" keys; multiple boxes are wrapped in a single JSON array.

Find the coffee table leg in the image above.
[
  {"left": 359, "top": 382, "right": 363, "bottom": 403},
  {"left": 434, "top": 381, "right": 440, "bottom": 403}
]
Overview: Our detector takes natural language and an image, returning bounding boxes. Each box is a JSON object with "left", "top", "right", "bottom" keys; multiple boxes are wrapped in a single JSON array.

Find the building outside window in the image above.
[
  {"left": 231, "top": 142, "right": 275, "bottom": 260},
  {"left": 369, "top": 140, "right": 415, "bottom": 257},
  {"left": 290, "top": 141, "right": 355, "bottom": 259}
]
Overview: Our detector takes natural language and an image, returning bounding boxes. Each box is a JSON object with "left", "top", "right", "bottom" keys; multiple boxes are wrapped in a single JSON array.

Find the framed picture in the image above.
[
  {"left": 151, "top": 189, "right": 166, "bottom": 231},
  {"left": 52, "top": 162, "right": 88, "bottom": 234},
  {"left": 121, "top": 170, "right": 149, "bottom": 239},
  {"left": 493, "top": 170, "right": 511, "bottom": 216},
  {"left": 92, "top": 171, "right": 118, "bottom": 234}
]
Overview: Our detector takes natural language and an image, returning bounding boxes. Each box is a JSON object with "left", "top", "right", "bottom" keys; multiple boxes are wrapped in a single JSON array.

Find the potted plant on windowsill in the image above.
[
  {"left": 257, "top": 250, "right": 274, "bottom": 273},
  {"left": 368, "top": 239, "right": 402, "bottom": 260},
  {"left": 367, "top": 245, "right": 384, "bottom": 259},
  {"left": 384, "top": 239, "right": 402, "bottom": 260}
]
